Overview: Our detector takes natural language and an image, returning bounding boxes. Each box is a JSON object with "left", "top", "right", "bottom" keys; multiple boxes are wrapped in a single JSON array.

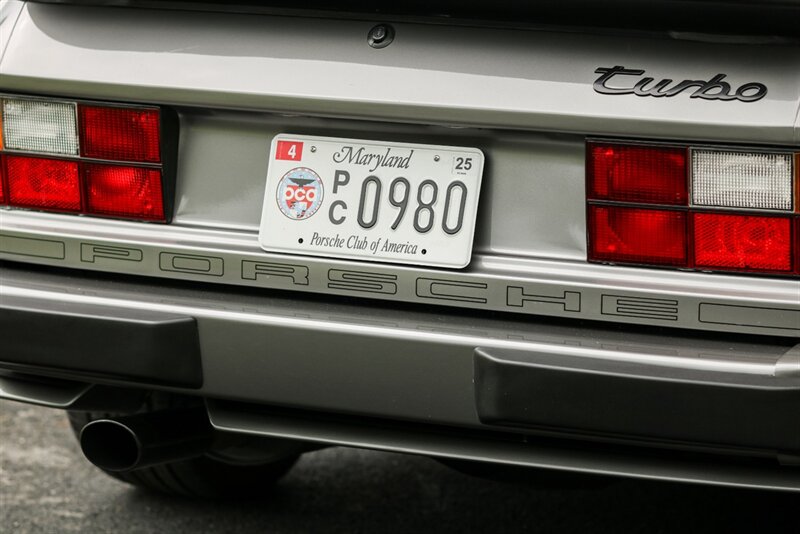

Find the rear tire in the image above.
[{"left": 67, "top": 396, "right": 299, "bottom": 499}]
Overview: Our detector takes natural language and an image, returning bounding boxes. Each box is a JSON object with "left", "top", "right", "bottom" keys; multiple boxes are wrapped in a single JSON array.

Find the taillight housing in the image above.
[
  {"left": 0, "top": 95, "right": 176, "bottom": 222},
  {"left": 587, "top": 140, "right": 798, "bottom": 277}
]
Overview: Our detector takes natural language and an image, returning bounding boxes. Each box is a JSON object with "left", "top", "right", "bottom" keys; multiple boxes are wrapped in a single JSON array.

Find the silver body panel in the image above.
[{"left": 2, "top": 4, "right": 800, "bottom": 144}]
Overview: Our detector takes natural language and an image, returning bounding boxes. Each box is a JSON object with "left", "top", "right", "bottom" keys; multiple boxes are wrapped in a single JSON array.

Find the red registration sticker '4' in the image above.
[{"left": 276, "top": 140, "right": 304, "bottom": 161}]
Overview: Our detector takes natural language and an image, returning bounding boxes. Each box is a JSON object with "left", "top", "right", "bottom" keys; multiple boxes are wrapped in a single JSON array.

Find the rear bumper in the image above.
[{"left": 1, "top": 262, "right": 799, "bottom": 490}]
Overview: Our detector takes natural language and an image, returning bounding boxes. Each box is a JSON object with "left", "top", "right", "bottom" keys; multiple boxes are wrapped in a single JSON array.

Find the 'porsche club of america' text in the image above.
[{"left": 309, "top": 232, "right": 419, "bottom": 255}]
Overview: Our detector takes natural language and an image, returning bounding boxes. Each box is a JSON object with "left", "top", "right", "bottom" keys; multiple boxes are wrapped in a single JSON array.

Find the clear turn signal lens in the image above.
[
  {"left": 2, "top": 98, "right": 78, "bottom": 156},
  {"left": 692, "top": 150, "right": 793, "bottom": 211}
]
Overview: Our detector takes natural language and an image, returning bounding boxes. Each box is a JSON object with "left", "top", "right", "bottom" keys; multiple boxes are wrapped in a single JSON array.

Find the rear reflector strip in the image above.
[
  {"left": 0, "top": 94, "right": 169, "bottom": 223},
  {"left": 2, "top": 98, "right": 78, "bottom": 156},
  {"left": 692, "top": 150, "right": 793, "bottom": 211},
  {"left": 587, "top": 140, "right": 798, "bottom": 277}
]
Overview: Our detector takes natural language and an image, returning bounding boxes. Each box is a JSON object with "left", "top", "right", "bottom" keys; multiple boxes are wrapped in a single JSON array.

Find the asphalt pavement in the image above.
[{"left": 1, "top": 399, "right": 798, "bottom": 534}]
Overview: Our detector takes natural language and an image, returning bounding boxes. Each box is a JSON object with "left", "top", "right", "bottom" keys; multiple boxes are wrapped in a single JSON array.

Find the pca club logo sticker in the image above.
[{"left": 276, "top": 167, "right": 324, "bottom": 220}]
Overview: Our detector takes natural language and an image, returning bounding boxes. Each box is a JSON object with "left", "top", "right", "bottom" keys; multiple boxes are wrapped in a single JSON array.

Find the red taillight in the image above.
[
  {"left": 5, "top": 155, "right": 81, "bottom": 212},
  {"left": 796, "top": 217, "right": 800, "bottom": 275},
  {"left": 0, "top": 95, "right": 170, "bottom": 222},
  {"left": 589, "top": 205, "right": 687, "bottom": 266},
  {"left": 83, "top": 164, "right": 164, "bottom": 221},
  {"left": 587, "top": 140, "right": 798, "bottom": 277},
  {"left": 0, "top": 156, "right": 5, "bottom": 204},
  {"left": 587, "top": 143, "right": 687, "bottom": 205},
  {"left": 79, "top": 106, "right": 161, "bottom": 163},
  {"left": 693, "top": 213, "right": 793, "bottom": 273}
]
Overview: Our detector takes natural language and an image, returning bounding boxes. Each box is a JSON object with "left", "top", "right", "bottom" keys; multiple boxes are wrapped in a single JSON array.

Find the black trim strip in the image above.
[
  {"left": 474, "top": 347, "right": 800, "bottom": 453},
  {"left": 0, "top": 298, "right": 203, "bottom": 388}
]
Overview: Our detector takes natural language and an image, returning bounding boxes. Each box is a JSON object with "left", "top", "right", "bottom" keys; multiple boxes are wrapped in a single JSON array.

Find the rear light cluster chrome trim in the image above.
[
  {"left": 587, "top": 139, "right": 798, "bottom": 277},
  {"left": 0, "top": 94, "right": 177, "bottom": 223}
]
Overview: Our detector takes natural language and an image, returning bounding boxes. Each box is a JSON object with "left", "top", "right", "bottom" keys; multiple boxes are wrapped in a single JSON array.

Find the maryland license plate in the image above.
[{"left": 258, "top": 134, "right": 484, "bottom": 268}]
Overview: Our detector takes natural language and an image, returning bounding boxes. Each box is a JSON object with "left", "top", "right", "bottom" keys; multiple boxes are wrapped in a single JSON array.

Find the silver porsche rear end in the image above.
[{"left": 1, "top": 0, "right": 798, "bottom": 491}]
